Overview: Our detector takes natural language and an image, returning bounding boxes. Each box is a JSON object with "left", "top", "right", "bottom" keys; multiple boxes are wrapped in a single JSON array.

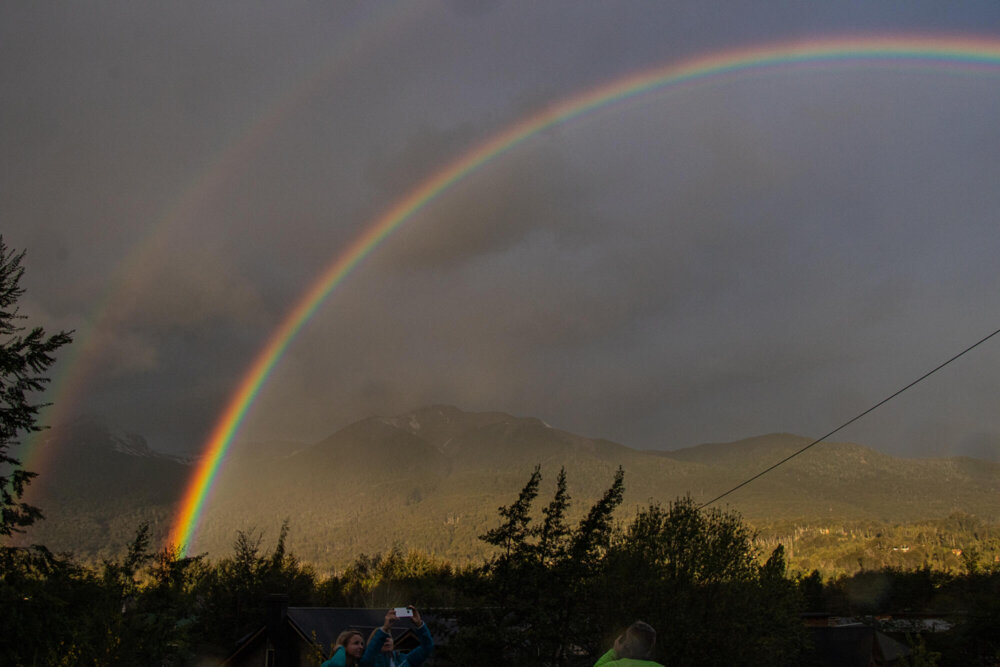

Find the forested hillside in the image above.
[{"left": 17, "top": 406, "right": 1000, "bottom": 575}]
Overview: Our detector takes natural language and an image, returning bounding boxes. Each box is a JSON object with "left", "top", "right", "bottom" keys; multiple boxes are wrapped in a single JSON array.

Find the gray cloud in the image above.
[{"left": 5, "top": 1, "right": 1000, "bottom": 461}]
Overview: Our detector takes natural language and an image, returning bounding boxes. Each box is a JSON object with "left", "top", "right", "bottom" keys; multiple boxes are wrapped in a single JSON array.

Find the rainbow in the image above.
[{"left": 168, "top": 34, "right": 1000, "bottom": 554}]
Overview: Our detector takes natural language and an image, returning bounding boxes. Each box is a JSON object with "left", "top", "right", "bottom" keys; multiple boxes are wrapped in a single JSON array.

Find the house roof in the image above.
[
  {"left": 223, "top": 603, "right": 445, "bottom": 665},
  {"left": 286, "top": 607, "right": 427, "bottom": 655},
  {"left": 874, "top": 630, "right": 913, "bottom": 663},
  {"left": 807, "top": 625, "right": 913, "bottom": 666}
]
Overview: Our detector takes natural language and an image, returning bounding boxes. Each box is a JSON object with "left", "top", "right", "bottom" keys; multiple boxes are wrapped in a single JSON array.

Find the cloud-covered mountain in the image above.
[{"left": 15, "top": 407, "right": 1000, "bottom": 566}]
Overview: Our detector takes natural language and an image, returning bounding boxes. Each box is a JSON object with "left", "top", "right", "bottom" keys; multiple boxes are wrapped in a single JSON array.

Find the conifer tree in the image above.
[
  {"left": 0, "top": 237, "right": 72, "bottom": 537},
  {"left": 451, "top": 466, "right": 626, "bottom": 666}
]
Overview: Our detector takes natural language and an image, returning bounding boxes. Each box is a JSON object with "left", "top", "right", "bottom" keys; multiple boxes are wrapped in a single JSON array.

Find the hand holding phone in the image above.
[{"left": 394, "top": 606, "right": 414, "bottom": 618}]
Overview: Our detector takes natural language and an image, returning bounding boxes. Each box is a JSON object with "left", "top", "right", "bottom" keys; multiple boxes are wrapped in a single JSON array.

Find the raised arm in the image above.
[
  {"left": 400, "top": 606, "right": 434, "bottom": 666},
  {"left": 359, "top": 609, "right": 397, "bottom": 666}
]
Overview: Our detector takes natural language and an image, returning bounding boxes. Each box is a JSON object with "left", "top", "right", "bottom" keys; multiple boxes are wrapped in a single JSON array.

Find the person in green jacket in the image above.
[{"left": 594, "top": 621, "right": 664, "bottom": 666}]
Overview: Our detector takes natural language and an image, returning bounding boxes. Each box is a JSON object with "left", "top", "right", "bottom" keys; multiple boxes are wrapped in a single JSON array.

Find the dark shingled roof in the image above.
[{"left": 286, "top": 608, "right": 429, "bottom": 656}]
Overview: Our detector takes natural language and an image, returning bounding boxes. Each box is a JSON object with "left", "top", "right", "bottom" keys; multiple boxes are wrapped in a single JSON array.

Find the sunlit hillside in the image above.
[{"left": 19, "top": 406, "right": 1000, "bottom": 574}]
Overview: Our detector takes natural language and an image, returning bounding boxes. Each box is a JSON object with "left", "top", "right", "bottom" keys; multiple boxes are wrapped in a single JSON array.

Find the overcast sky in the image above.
[{"left": 5, "top": 1, "right": 1000, "bottom": 461}]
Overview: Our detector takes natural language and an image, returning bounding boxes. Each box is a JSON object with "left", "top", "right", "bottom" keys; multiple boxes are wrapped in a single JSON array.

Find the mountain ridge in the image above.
[{"left": 14, "top": 405, "right": 1000, "bottom": 567}]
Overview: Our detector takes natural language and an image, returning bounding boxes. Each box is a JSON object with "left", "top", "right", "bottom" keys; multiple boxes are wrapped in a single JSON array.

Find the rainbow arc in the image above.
[{"left": 167, "top": 35, "right": 1000, "bottom": 555}]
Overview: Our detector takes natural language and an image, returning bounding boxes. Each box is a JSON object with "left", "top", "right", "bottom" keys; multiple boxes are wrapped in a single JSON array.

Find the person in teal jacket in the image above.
[
  {"left": 366, "top": 606, "right": 434, "bottom": 667},
  {"left": 594, "top": 621, "right": 664, "bottom": 667},
  {"left": 321, "top": 627, "right": 382, "bottom": 667}
]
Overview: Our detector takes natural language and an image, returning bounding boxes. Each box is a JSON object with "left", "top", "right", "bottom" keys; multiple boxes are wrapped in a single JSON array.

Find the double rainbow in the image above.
[{"left": 168, "top": 35, "right": 1000, "bottom": 555}]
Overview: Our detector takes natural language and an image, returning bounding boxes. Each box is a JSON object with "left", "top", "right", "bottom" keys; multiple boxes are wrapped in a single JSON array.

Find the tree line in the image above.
[
  {"left": 2, "top": 238, "right": 999, "bottom": 665},
  {"left": 5, "top": 466, "right": 1000, "bottom": 665},
  {"left": 1, "top": 466, "right": 801, "bottom": 665}
]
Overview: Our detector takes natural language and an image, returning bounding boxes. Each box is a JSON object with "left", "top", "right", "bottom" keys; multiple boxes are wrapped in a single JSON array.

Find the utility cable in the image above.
[{"left": 699, "top": 325, "right": 1000, "bottom": 509}]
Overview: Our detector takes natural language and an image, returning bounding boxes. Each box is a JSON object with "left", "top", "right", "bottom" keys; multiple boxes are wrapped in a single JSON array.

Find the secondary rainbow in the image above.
[
  {"left": 19, "top": 2, "right": 422, "bottom": 498},
  {"left": 168, "top": 34, "right": 1000, "bottom": 554}
]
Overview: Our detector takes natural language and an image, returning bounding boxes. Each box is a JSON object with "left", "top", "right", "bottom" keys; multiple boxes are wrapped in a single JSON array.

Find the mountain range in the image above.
[{"left": 13, "top": 406, "right": 1000, "bottom": 568}]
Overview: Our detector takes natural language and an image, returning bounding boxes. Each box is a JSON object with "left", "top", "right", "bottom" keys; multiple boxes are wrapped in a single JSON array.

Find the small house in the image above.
[{"left": 223, "top": 596, "right": 431, "bottom": 667}]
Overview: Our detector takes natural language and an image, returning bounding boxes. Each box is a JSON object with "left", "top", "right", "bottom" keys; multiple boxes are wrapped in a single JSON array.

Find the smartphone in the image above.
[{"left": 394, "top": 607, "right": 414, "bottom": 618}]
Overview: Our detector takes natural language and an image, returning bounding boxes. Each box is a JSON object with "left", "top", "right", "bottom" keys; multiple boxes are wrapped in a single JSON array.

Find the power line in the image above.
[{"left": 699, "top": 325, "right": 1000, "bottom": 509}]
